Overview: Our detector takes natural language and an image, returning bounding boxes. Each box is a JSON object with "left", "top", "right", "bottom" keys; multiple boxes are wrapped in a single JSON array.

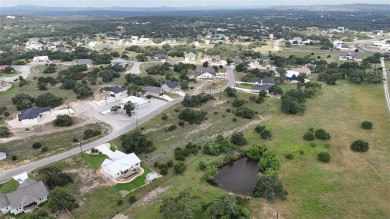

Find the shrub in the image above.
[
  {"left": 232, "top": 118, "right": 237, "bottom": 122},
  {"left": 361, "top": 121, "right": 373, "bottom": 130},
  {"left": 128, "top": 196, "right": 137, "bottom": 204},
  {"left": 41, "top": 146, "right": 48, "bottom": 153},
  {"left": 174, "top": 161, "right": 186, "bottom": 174},
  {"left": 3, "top": 112, "right": 10, "bottom": 117},
  {"left": 232, "top": 99, "right": 245, "bottom": 108},
  {"left": 226, "top": 108, "right": 231, "bottom": 113},
  {"left": 350, "top": 140, "right": 369, "bottom": 152},
  {"left": 199, "top": 161, "right": 207, "bottom": 171},
  {"left": 230, "top": 132, "right": 247, "bottom": 146},
  {"left": 153, "top": 162, "right": 159, "bottom": 168},
  {"left": 303, "top": 129, "right": 315, "bottom": 141},
  {"left": 299, "top": 150, "right": 304, "bottom": 155},
  {"left": 32, "top": 142, "right": 42, "bottom": 149},
  {"left": 255, "top": 125, "right": 265, "bottom": 133},
  {"left": 146, "top": 94, "right": 152, "bottom": 99},
  {"left": 72, "top": 138, "right": 79, "bottom": 143},
  {"left": 285, "top": 153, "right": 294, "bottom": 160},
  {"left": 178, "top": 108, "right": 207, "bottom": 124},
  {"left": 161, "top": 114, "right": 168, "bottom": 120},
  {"left": 160, "top": 168, "right": 168, "bottom": 175},
  {"left": 117, "top": 200, "right": 123, "bottom": 206},
  {"left": 0, "top": 126, "right": 11, "bottom": 138},
  {"left": 253, "top": 175, "right": 287, "bottom": 200},
  {"left": 260, "top": 130, "right": 272, "bottom": 140},
  {"left": 314, "top": 129, "right": 331, "bottom": 140},
  {"left": 167, "top": 160, "right": 173, "bottom": 167},
  {"left": 167, "top": 125, "right": 177, "bottom": 131},
  {"left": 53, "top": 115, "right": 73, "bottom": 127},
  {"left": 235, "top": 107, "right": 255, "bottom": 119},
  {"left": 11, "top": 155, "right": 17, "bottom": 161},
  {"left": 317, "top": 152, "right": 331, "bottom": 162},
  {"left": 178, "top": 121, "right": 185, "bottom": 127},
  {"left": 83, "top": 129, "right": 102, "bottom": 140}
]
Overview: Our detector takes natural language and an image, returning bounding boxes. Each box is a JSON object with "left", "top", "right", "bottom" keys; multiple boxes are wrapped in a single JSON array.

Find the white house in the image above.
[
  {"left": 195, "top": 68, "right": 217, "bottom": 79},
  {"left": 0, "top": 179, "right": 49, "bottom": 215},
  {"left": 339, "top": 53, "right": 362, "bottom": 62},
  {"left": 0, "top": 150, "right": 6, "bottom": 160},
  {"left": 290, "top": 37, "right": 311, "bottom": 46},
  {"left": 111, "top": 59, "right": 128, "bottom": 68},
  {"left": 162, "top": 81, "right": 181, "bottom": 93},
  {"left": 101, "top": 151, "right": 141, "bottom": 180},
  {"left": 76, "top": 59, "right": 93, "bottom": 69},
  {"left": 18, "top": 107, "right": 51, "bottom": 126},
  {"left": 32, "top": 56, "right": 50, "bottom": 64},
  {"left": 121, "top": 96, "right": 150, "bottom": 107},
  {"left": 185, "top": 52, "right": 197, "bottom": 62},
  {"left": 164, "top": 38, "right": 177, "bottom": 43},
  {"left": 0, "top": 80, "right": 12, "bottom": 92},
  {"left": 286, "top": 70, "right": 300, "bottom": 81},
  {"left": 292, "top": 66, "right": 312, "bottom": 75}
]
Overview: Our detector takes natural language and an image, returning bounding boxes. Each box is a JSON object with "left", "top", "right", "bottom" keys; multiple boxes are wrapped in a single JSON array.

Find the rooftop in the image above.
[{"left": 18, "top": 107, "right": 50, "bottom": 121}]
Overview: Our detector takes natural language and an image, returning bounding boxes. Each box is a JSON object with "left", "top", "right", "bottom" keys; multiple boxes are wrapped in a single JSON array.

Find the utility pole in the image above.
[
  {"left": 105, "top": 91, "right": 108, "bottom": 105},
  {"left": 79, "top": 141, "right": 83, "bottom": 156},
  {"left": 219, "top": 89, "right": 222, "bottom": 100},
  {"left": 136, "top": 118, "right": 138, "bottom": 129},
  {"left": 66, "top": 97, "right": 70, "bottom": 115}
]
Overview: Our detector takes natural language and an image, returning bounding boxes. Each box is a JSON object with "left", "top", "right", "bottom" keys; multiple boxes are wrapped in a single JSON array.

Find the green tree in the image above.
[
  {"left": 48, "top": 187, "right": 77, "bottom": 211},
  {"left": 73, "top": 83, "right": 93, "bottom": 99},
  {"left": 53, "top": 115, "right": 73, "bottom": 127},
  {"left": 350, "top": 140, "right": 369, "bottom": 152},
  {"left": 318, "top": 152, "right": 331, "bottom": 162},
  {"left": 235, "top": 63, "right": 246, "bottom": 72},
  {"left": 260, "top": 129, "right": 272, "bottom": 140},
  {"left": 110, "top": 105, "right": 121, "bottom": 112},
  {"left": 11, "top": 93, "right": 34, "bottom": 110},
  {"left": 204, "top": 194, "right": 241, "bottom": 219},
  {"left": 35, "top": 93, "right": 63, "bottom": 108},
  {"left": 230, "top": 132, "right": 247, "bottom": 146},
  {"left": 38, "top": 166, "right": 73, "bottom": 189},
  {"left": 314, "top": 128, "right": 331, "bottom": 140},
  {"left": 253, "top": 175, "right": 287, "bottom": 200},
  {"left": 19, "top": 209, "right": 54, "bottom": 219},
  {"left": 123, "top": 101, "right": 135, "bottom": 116},
  {"left": 224, "top": 87, "right": 236, "bottom": 97},
  {"left": 37, "top": 81, "right": 48, "bottom": 90},
  {"left": 361, "top": 121, "right": 373, "bottom": 130},
  {"left": 160, "top": 190, "right": 201, "bottom": 219},
  {"left": 0, "top": 126, "right": 11, "bottom": 138},
  {"left": 121, "top": 130, "right": 155, "bottom": 154}
]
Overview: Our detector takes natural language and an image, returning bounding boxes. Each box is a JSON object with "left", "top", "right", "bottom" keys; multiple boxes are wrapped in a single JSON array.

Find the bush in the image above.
[
  {"left": 174, "top": 161, "right": 186, "bottom": 174},
  {"left": 72, "top": 138, "right": 79, "bottom": 143},
  {"left": 161, "top": 114, "right": 168, "bottom": 120},
  {"left": 199, "top": 161, "right": 207, "bottom": 171},
  {"left": 167, "top": 125, "right": 177, "bottom": 131},
  {"left": 32, "top": 142, "right": 42, "bottom": 149},
  {"left": 232, "top": 118, "right": 237, "bottom": 122},
  {"left": 230, "top": 132, "right": 247, "bottom": 146},
  {"left": 232, "top": 99, "right": 245, "bottom": 108},
  {"left": 255, "top": 125, "right": 266, "bottom": 133},
  {"left": 285, "top": 153, "right": 294, "bottom": 160},
  {"left": 235, "top": 107, "right": 255, "bottom": 119},
  {"left": 117, "top": 200, "right": 123, "bottom": 206},
  {"left": 41, "top": 146, "right": 48, "bottom": 153},
  {"left": 153, "top": 162, "right": 159, "bottom": 168},
  {"left": 178, "top": 121, "right": 185, "bottom": 127},
  {"left": 178, "top": 108, "right": 207, "bottom": 124},
  {"left": 160, "top": 168, "right": 168, "bottom": 175},
  {"left": 83, "top": 129, "right": 102, "bottom": 140},
  {"left": 260, "top": 130, "right": 272, "bottom": 140},
  {"left": 361, "top": 121, "right": 373, "bottom": 130},
  {"left": 128, "top": 196, "right": 137, "bottom": 204},
  {"left": 167, "top": 160, "right": 173, "bottom": 167},
  {"left": 314, "top": 129, "right": 331, "bottom": 140},
  {"left": 11, "top": 155, "right": 17, "bottom": 161},
  {"left": 3, "top": 112, "right": 10, "bottom": 117},
  {"left": 303, "top": 129, "right": 315, "bottom": 141},
  {"left": 0, "top": 126, "right": 12, "bottom": 138},
  {"left": 53, "top": 115, "right": 73, "bottom": 127},
  {"left": 317, "top": 152, "right": 331, "bottom": 162},
  {"left": 226, "top": 108, "right": 231, "bottom": 113},
  {"left": 253, "top": 175, "right": 287, "bottom": 200},
  {"left": 350, "top": 140, "right": 369, "bottom": 152}
]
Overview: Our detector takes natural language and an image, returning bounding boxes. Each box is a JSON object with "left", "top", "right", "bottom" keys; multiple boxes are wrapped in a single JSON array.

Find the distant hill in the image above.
[
  {"left": 0, "top": 4, "right": 389, "bottom": 16},
  {"left": 271, "top": 4, "right": 390, "bottom": 12}
]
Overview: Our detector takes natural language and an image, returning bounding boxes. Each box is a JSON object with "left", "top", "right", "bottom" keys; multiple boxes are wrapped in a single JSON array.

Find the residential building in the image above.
[
  {"left": 195, "top": 68, "right": 217, "bottom": 79},
  {"left": 0, "top": 80, "right": 12, "bottom": 92},
  {"left": 231, "top": 56, "right": 243, "bottom": 66},
  {"left": 0, "top": 179, "right": 49, "bottom": 215},
  {"left": 94, "top": 45, "right": 111, "bottom": 51},
  {"left": 121, "top": 96, "right": 150, "bottom": 107},
  {"left": 339, "top": 53, "right": 362, "bottom": 62},
  {"left": 162, "top": 81, "right": 181, "bottom": 93},
  {"left": 286, "top": 70, "right": 300, "bottom": 81},
  {"left": 143, "top": 86, "right": 163, "bottom": 97},
  {"left": 185, "top": 52, "right": 197, "bottom": 62},
  {"left": 101, "top": 151, "right": 141, "bottom": 180},
  {"left": 154, "top": 54, "right": 167, "bottom": 61},
  {"left": 292, "top": 66, "right": 312, "bottom": 75},
  {"left": 32, "top": 56, "right": 50, "bottom": 64},
  {"left": 18, "top": 107, "right": 51, "bottom": 126},
  {"left": 165, "top": 38, "right": 177, "bottom": 43},
  {"left": 107, "top": 36, "right": 120, "bottom": 41},
  {"left": 290, "top": 37, "right": 311, "bottom": 45},
  {"left": 111, "top": 59, "right": 128, "bottom": 68},
  {"left": 108, "top": 86, "right": 127, "bottom": 99},
  {"left": 203, "top": 54, "right": 222, "bottom": 63},
  {"left": 76, "top": 59, "right": 93, "bottom": 69},
  {"left": 252, "top": 77, "right": 275, "bottom": 93}
]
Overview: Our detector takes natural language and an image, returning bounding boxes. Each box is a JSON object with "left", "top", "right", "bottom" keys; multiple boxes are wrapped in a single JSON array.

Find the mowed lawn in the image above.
[{"left": 252, "top": 80, "right": 390, "bottom": 218}]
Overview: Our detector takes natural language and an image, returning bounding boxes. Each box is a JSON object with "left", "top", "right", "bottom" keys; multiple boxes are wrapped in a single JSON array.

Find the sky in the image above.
[{"left": 1, "top": 0, "right": 389, "bottom": 7}]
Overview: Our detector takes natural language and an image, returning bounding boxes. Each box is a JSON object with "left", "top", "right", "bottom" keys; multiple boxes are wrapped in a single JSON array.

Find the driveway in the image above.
[
  {"left": 273, "top": 39, "right": 283, "bottom": 51},
  {"left": 381, "top": 58, "right": 390, "bottom": 115},
  {"left": 2, "top": 65, "right": 33, "bottom": 82}
]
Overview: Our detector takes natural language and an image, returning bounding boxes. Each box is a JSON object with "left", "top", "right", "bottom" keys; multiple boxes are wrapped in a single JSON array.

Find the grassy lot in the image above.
[
  {"left": 116, "top": 76, "right": 390, "bottom": 218},
  {"left": 84, "top": 154, "right": 108, "bottom": 170},
  {"left": 0, "top": 122, "right": 108, "bottom": 168},
  {"left": 236, "top": 83, "right": 253, "bottom": 89},
  {"left": 115, "top": 165, "right": 152, "bottom": 191},
  {"left": 0, "top": 179, "right": 18, "bottom": 193}
]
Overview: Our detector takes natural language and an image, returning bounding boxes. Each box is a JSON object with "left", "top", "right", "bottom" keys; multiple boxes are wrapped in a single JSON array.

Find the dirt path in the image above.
[{"left": 132, "top": 185, "right": 172, "bottom": 207}]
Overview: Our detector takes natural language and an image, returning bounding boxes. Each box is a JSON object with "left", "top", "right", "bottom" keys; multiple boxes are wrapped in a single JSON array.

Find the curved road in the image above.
[
  {"left": 0, "top": 66, "right": 235, "bottom": 182},
  {"left": 273, "top": 39, "right": 283, "bottom": 51}
]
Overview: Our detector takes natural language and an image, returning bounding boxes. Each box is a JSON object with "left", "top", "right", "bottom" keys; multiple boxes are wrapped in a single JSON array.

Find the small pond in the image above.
[{"left": 211, "top": 157, "right": 258, "bottom": 196}]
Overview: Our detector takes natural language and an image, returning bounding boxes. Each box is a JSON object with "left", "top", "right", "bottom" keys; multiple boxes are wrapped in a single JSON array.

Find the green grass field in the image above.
[
  {"left": 84, "top": 154, "right": 108, "bottom": 170},
  {"left": 115, "top": 165, "right": 152, "bottom": 191},
  {"left": 0, "top": 179, "right": 18, "bottom": 193}
]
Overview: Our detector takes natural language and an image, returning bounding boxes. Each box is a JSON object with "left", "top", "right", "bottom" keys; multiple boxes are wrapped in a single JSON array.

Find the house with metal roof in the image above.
[
  {"left": 195, "top": 68, "right": 217, "bottom": 79},
  {"left": 108, "top": 86, "right": 128, "bottom": 99},
  {"left": 18, "top": 107, "right": 51, "bottom": 126},
  {"left": 0, "top": 179, "right": 49, "bottom": 215},
  {"left": 111, "top": 59, "right": 127, "bottom": 68},
  {"left": 185, "top": 52, "right": 197, "bottom": 62},
  {"left": 161, "top": 81, "right": 181, "bottom": 94},
  {"left": 101, "top": 152, "right": 141, "bottom": 180},
  {"left": 76, "top": 59, "right": 93, "bottom": 69}
]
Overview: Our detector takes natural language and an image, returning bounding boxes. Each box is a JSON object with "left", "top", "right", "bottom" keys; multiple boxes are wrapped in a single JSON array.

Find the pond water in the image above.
[{"left": 211, "top": 157, "right": 259, "bottom": 196}]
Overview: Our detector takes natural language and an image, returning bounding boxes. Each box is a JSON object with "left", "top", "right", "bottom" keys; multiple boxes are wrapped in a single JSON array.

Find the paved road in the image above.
[
  {"left": 0, "top": 66, "right": 236, "bottom": 182},
  {"left": 381, "top": 58, "right": 390, "bottom": 115},
  {"left": 1, "top": 65, "right": 33, "bottom": 82},
  {"left": 354, "top": 44, "right": 374, "bottom": 54}
]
